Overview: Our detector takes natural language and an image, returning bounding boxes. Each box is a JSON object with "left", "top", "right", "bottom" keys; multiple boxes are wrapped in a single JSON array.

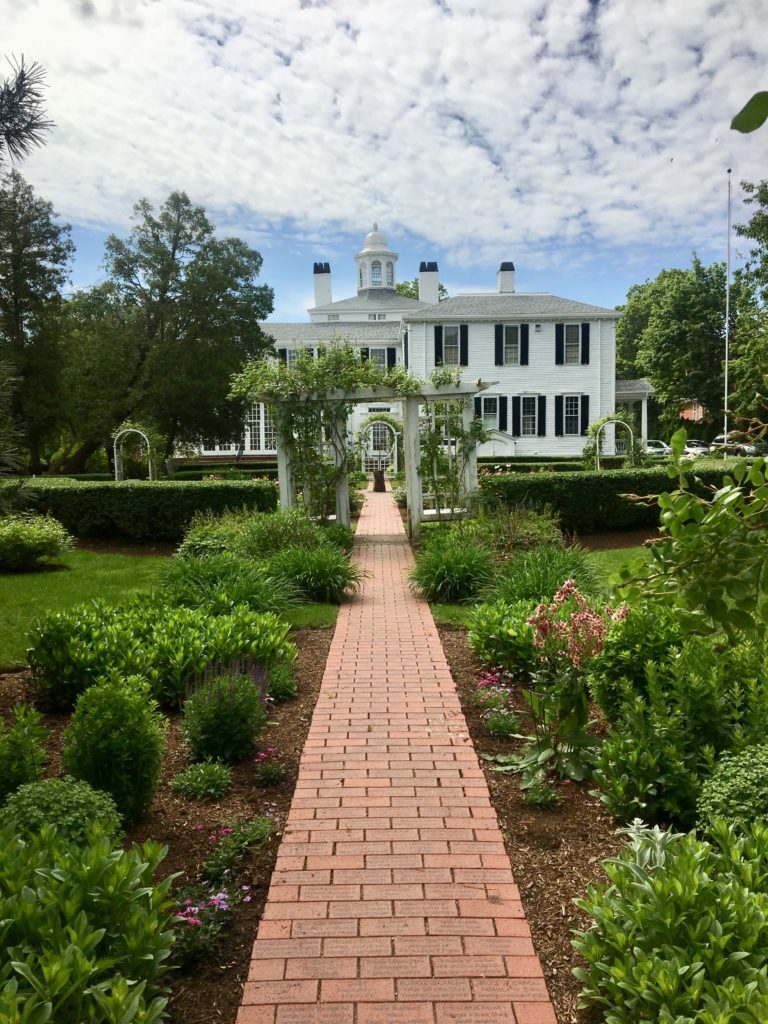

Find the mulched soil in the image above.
[
  {"left": 0, "top": 626, "right": 334, "bottom": 1024},
  {"left": 437, "top": 625, "right": 623, "bottom": 1024}
]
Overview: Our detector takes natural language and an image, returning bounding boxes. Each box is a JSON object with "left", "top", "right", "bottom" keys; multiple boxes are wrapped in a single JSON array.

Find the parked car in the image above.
[
  {"left": 644, "top": 439, "right": 672, "bottom": 457},
  {"left": 683, "top": 439, "right": 710, "bottom": 456},
  {"left": 710, "top": 433, "right": 760, "bottom": 456}
]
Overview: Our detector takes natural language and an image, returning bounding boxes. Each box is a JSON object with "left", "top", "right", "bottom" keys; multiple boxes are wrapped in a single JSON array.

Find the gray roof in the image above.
[
  {"left": 616, "top": 378, "right": 654, "bottom": 397},
  {"left": 262, "top": 321, "right": 401, "bottom": 343},
  {"left": 310, "top": 289, "right": 430, "bottom": 313},
  {"left": 403, "top": 292, "right": 622, "bottom": 321}
]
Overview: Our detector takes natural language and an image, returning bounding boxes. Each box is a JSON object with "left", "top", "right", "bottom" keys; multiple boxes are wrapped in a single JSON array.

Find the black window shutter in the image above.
[
  {"left": 277, "top": 348, "right": 287, "bottom": 363},
  {"left": 474, "top": 397, "right": 482, "bottom": 419},
  {"left": 387, "top": 347, "right": 397, "bottom": 369},
  {"left": 360, "top": 347, "right": 369, "bottom": 361},
  {"left": 403, "top": 330, "right": 409, "bottom": 368},
  {"left": 581, "top": 323, "right": 590, "bottom": 364},
  {"left": 537, "top": 395, "right": 546, "bottom": 436},
  {"left": 520, "top": 324, "right": 529, "bottom": 366},
  {"left": 494, "top": 325, "right": 504, "bottom": 366},
  {"left": 555, "top": 396, "right": 564, "bottom": 436},
  {"left": 511, "top": 396, "right": 521, "bottom": 437},
  {"left": 580, "top": 394, "right": 590, "bottom": 434},
  {"left": 555, "top": 324, "right": 564, "bottom": 365},
  {"left": 498, "top": 396, "right": 508, "bottom": 433},
  {"left": 434, "top": 325, "right": 443, "bottom": 366},
  {"left": 459, "top": 324, "right": 469, "bottom": 366}
]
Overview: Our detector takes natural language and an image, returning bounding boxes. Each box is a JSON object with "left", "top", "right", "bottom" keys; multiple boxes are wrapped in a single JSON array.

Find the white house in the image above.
[{"left": 199, "top": 225, "right": 627, "bottom": 462}]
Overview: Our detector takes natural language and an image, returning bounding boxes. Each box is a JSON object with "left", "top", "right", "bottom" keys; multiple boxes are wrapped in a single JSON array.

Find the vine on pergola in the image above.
[{"left": 231, "top": 344, "right": 422, "bottom": 518}]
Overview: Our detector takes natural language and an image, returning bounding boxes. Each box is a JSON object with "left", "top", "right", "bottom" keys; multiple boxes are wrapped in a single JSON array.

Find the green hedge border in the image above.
[{"left": 17, "top": 480, "right": 278, "bottom": 541}]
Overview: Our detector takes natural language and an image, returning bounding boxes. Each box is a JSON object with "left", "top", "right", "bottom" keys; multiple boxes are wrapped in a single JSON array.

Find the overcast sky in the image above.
[{"left": 3, "top": 0, "right": 767, "bottom": 319}]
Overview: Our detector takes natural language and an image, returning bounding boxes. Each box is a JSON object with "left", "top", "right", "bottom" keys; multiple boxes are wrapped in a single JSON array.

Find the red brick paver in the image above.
[{"left": 238, "top": 492, "right": 557, "bottom": 1023}]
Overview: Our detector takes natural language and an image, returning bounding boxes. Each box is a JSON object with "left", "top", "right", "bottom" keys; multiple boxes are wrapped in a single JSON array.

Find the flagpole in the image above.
[{"left": 724, "top": 168, "right": 732, "bottom": 458}]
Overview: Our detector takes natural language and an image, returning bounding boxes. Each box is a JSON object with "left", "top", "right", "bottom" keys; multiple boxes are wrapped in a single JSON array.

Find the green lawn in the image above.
[
  {"left": 0, "top": 550, "right": 339, "bottom": 670},
  {"left": 0, "top": 550, "right": 165, "bottom": 669}
]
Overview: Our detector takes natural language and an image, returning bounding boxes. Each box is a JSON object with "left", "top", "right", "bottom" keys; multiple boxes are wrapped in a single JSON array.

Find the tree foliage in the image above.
[
  {"left": 395, "top": 277, "right": 448, "bottom": 301},
  {"left": 0, "top": 56, "right": 53, "bottom": 165}
]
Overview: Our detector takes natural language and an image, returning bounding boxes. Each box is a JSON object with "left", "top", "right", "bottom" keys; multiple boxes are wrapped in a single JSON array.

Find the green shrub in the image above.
[
  {"left": 478, "top": 465, "right": 730, "bottom": 532},
  {"left": 158, "top": 552, "right": 299, "bottom": 615},
  {"left": 0, "top": 777, "right": 121, "bottom": 843},
  {"left": 487, "top": 544, "right": 604, "bottom": 603},
  {"left": 183, "top": 665, "right": 269, "bottom": 762},
  {"left": 574, "top": 821, "right": 768, "bottom": 1023},
  {"left": 321, "top": 522, "right": 355, "bottom": 553},
  {"left": 0, "top": 513, "right": 73, "bottom": 571},
  {"left": 409, "top": 536, "right": 495, "bottom": 603},
  {"left": 698, "top": 745, "right": 768, "bottom": 832},
  {"left": 171, "top": 760, "right": 232, "bottom": 800},
  {"left": 392, "top": 485, "right": 407, "bottom": 508},
  {"left": 462, "top": 503, "right": 562, "bottom": 556},
  {"left": 268, "top": 545, "right": 366, "bottom": 603},
  {"left": 269, "top": 661, "right": 297, "bottom": 701},
  {"left": 28, "top": 599, "right": 297, "bottom": 710},
  {"left": 178, "top": 506, "right": 324, "bottom": 559},
  {"left": 588, "top": 605, "right": 687, "bottom": 723},
  {"left": 62, "top": 676, "right": 166, "bottom": 826},
  {"left": 15, "top": 479, "right": 278, "bottom": 540},
  {"left": 0, "top": 705, "right": 47, "bottom": 804},
  {"left": 468, "top": 599, "right": 538, "bottom": 673},
  {"left": 202, "top": 816, "right": 274, "bottom": 886},
  {"left": 591, "top": 636, "right": 768, "bottom": 826},
  {"left": 0, "top": 823, "right": 174, "bottom": 1022}
]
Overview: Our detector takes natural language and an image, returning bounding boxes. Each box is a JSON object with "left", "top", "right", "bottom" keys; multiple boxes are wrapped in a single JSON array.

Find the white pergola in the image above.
[{"left": 250, "top": 380, "right": 495, "bottom": 542}]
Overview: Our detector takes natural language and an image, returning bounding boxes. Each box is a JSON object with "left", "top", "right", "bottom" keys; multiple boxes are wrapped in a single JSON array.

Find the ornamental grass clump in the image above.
[
  {"left": 409, "top": 535, "right": 495, "bottom": 603},
  {"left": 488, "top": 543, "right": 604, "bottom": 604},
  {"left": 268, "top": 544, "right": 366, "bottom": 603},
  {"left": 183, "top": 659, "right": 269, "bottom": 763},
  {"left": 158, "top": 552, "right": 299, "bottom": 616}
]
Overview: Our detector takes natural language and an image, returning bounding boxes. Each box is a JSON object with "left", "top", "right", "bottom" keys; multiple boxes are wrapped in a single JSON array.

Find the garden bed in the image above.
[
  {"left": 0, "top": 625, "right": 334, "bottom": 1024},
  {"left": 438, "top": 624, "right": 621, "bottom": 1024}
]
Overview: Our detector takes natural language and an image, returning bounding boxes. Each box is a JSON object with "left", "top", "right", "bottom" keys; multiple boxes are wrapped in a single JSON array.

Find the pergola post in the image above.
[
  {"left": 276, "top": 440, "right": 296, "bottom": 509},
  {"left": 402, "top": 396, "right": 422, "bottom": 543},
  {"left": 332, "top": 410, "right": 350, "bottom": 527},
  {"left": 640, "top": 398, "right": 648, "bottom": 444},
  {"left": 461, "top": 397, "right": 478, "bottom": 500}
]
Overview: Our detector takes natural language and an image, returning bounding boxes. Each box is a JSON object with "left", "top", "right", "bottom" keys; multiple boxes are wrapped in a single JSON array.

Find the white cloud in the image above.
[{"left": 2, "top": 0, "right": 766, "bottom": 276}]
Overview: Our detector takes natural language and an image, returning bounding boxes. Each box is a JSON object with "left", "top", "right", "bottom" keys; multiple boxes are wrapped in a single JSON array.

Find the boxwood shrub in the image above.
[
  {"left": 0, "top": 513, "right": 73, "bottom": 571},
  {"left": 0, "top": 777, "right": 121, "bottom": 844},
  {"left": 478, "top": 465, "right": 729, "bottom": 533},
  {"left": 15, "top": 479, "right": 278, "bottom": 541}
]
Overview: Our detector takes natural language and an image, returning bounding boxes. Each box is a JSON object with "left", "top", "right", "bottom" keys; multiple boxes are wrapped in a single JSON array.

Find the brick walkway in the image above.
[{"left": 238, "top": 491, "right": 557, "bottom": 1024}]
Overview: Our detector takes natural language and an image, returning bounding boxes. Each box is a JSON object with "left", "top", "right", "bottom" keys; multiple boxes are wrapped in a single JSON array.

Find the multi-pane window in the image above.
[
  {"left": 503, "top": 325, "right": 519, "bottom": 365},
  {"left": 443, "top": 325, "right": 460, "bottom": 365},
  {"left": 245, "top": 402, "right": 261, "bottom": 451},
  {"left": 327, "top": 314, "right": 339, "bottom": 321},
  {"left": 371, "top": 260, "right": 382, "bottom": 286},
  {"left": 264, "top": 406, "right": 277, "bottom": 450},
  {"left": 482, "top": 397, "right": 498, "bottom": 429},
  {"left": 368, "top": 313, "right": 387, "bottom": 321},
  {"left": 521, "top": 396, "right": 537, "bottom": 436},
  {"left": 564, "top": 395, "right": 580, "bottom": 434},
  {"left": 368, "top": 347, "right": 387, "bottom": 369},
  {"left": 564, "top": 324, "right": 580, "bottom": 364},
  {"left": 386, "top": 261, "right": 394, "bottom": 286},
  {"left": 285, "top": 348, "right": 299, "bottom": 368},
  {"left": 359, "top": 266, "right": 365, "bottom": 287}
]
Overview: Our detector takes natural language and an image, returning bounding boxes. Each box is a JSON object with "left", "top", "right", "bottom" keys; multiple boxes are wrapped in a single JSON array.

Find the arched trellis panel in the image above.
[
  {"left": 594, "top": 418, "right": 635, "bottom": 471},
  {"left": 358, "top": 418, "right": 400, "bottom": 474},
  {"left": 113, "top": 428, "right": 158, "bottom": 481}
]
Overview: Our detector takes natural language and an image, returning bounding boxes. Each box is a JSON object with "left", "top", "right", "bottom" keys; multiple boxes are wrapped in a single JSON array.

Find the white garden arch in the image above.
[
  {"left": 113, "top": 428, "right": 158, "bottom": 481},
  {"left": 359, "top": 418, "right": 400, "bottom": 474}
]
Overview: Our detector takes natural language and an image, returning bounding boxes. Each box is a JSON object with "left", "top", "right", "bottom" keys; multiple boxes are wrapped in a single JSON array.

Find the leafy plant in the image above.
[
  {"left": 484, "top": 706, "right": 519, "bottom": 738},
  {"left": 321, "top": 522, "right": 355, "bottom": 553},
  {"left": 268, "top": 661, "right": 297, "bottom": 701},
  {"left": 172, "top": 883, "right": 243, "bottom": 966},
  {"left": 201, "top": 816, "right": 274, "bottom": 886},
  {"left": 268, "top": 544, "right": 366, "bottom": 603},
  {"left": 178, "top": 506, "right": 326, "bottom": 559},
  {"left": 0, "top": 704, "right": 47, "bottom": 804},
  {"left": 468, "top": 599, "right": 538, "bottom": 674},
  {"left": 62, "top": 675, "right": 166, "bottom": 826},
  {"left": 574, "top": 820, "right": 768, "bottom": 1023},
  {"left": 698, "top": 744, "right": 768, "bottom": 832},
  {"left": 28, "top": 599, "right": 296, "bottom": 710},
  {"left": 183, "top": 663, "right": 269, "bottom": 763},
  {"left": 0, "top": 822, "right": 175, "bottom": 1022},
  {"left": 472, "top": 668, "right": 516, "bottom": 710},
  {"left": 254, "top": 747, "right": 286, "bottom": 786},
  {"left": 487, "top": 544, "right": 605, "bottom": 604},
  {"left": 0, "top": 777, "right": 121, "bottom": 843},
  {"left": 0, "top": 513, "right": 73, "bottom": 571},
  {"left": 158, "top": 552, "right": 299, "bottom": 616},
  {"left": 409, "top": 536, "right": 495, "bottom": 603},
  {"left": 171, "top": 760, "right": 233, "bottom": 800},
  {"left": 521, "top": 771, "right": 559, "bottom": 809}
]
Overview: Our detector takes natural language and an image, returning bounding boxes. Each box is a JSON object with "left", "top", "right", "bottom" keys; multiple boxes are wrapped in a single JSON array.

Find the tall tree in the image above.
[
  {"left": 56, "top": 192, "right": 274, "bottom": 471},
  {"left": 0, "top": 170, "right": 73, "bottom": 470},
  {"left": 395, "top": 277, "right": 448, "bottom": 300},
  {"left": 616, "top": 256, "right": 739, "bottom": 432},
  {"left": 0, "top": 56, "right": 53, "bottom": 166}
]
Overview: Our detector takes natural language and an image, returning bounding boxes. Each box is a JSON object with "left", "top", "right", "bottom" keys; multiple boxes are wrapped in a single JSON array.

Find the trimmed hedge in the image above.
[
  {"left": 480, "top": 459, "right": 628, "bottom": 473},
  {"left": 16, "top": 480, "right": 278, "bottom": 540},
  {"left": 478, "top": 465, "right": 729, "bottom": 533}
]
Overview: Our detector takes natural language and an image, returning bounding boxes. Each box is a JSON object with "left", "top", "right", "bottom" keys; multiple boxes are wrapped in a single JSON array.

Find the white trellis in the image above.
[
  {"left": 113, "top": 428, "right": 157, "bottom": 481},
  {"left": 359, "top": 419, "right": 400, "bottom": 474},
  {"left": 250, "top": 381, "right": 495, "bottom": 542},
  {"left": 594, "top": 418, "right": 634, "bottom": 471}
]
